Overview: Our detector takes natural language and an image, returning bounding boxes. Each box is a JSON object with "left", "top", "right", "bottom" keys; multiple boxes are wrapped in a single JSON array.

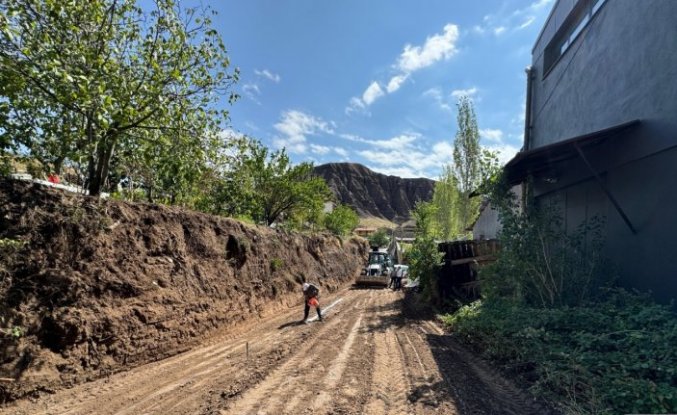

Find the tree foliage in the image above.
[
  {"left": 324, "top": 204, "right": 359, "bottom": 236},
  {"left": 408, "top": 201, "right": 443, "bottom": 301},
  {"left": 0, "top": 0, "right": 238, "bottom": 196},
  {"left": 450, "top": 95, "right": 501, "bottom": 234},
  {"left": 482, "top": 174, "right": 613, "bottom": 308},
  {"left": 453, "top": 96, "right": 481, "bottom": 196},
  {"left": 196, "top": 137, "right": 332, "bottom": 227},
  {"left": 367, "top": 228, "right": 390, "bottom": 248},
  {"left": 432, "top": 164, "right": 462, "bottom": 240}
]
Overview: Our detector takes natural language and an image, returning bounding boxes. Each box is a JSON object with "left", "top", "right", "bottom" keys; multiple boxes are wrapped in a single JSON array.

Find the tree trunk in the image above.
[{"left": 87, "top": 134, "right": 116, "bottom": 197}]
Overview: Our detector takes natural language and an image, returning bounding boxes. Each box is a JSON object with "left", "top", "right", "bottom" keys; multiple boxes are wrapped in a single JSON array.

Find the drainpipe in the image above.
[
  {"left": 521, "top": 66, "right": 534, "bottom": 214},
  {"left": 523, "top": 66, "right": 534, "bottom": 151}
]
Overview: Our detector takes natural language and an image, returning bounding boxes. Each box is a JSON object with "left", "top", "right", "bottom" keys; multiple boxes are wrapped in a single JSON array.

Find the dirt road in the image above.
[{"left": 3, "top": 288, "right": 547, "bottom": 415}]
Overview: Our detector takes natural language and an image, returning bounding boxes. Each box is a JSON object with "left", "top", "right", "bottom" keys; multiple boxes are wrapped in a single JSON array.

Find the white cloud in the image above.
[
  {"left": 272, "top": 110, "right": 335, "bottom": 154},
  {"left": 340, "top": 134, "right": 361, "bottom": 143},
  {"left": 362, "top": 81, "right": 385, "bottom": 105},
  {"left": 345, "top": 96, "right": 369, "bottom": 116},
  {"left": 310, "top": 144, "right": 350, "bottom": 158},
  {"left": 518, "top": 16, "right": 536, "bottom": 30},
  {"left": 370, "top": 134, "right": 419, "bottom": 150},
  {"left": 529, "top": 0, "right": 555, "bottom": 11},
  {"left": 355, "top": 133, "right": 456, "bottom": 178},
  {"left": 423, "top": 88, "right": 452, "bottom": 112},
  {"left": 334, "top": 147, "right": 349, "bottom": 157},
  {"left": 242, "top": 84, "right": 262, "bottom": 105},
  {"left": 243, "top": 84, "right": 260, "bottom": 94},
  {"left": 483, "top": 143, "right": 520, "bottom": 165},
  {"left": 480, "top": 128, "right": 505, "bottom": 143},
  {"left": 254, "top": 69, "right": 281, "bottom": 83},
  {"left": 472, "top": 0, "right": 553, "bottom": 36},
  {"left": 310, "top": 144, "right": 331, "bottom": 155},
  {"left": 218, "top": 128, "right": 245, "bottom": 140},
  {"left": 386, "top": 74, "right": 408, "bottom": 93},
  {"left": 451, "top": 87, "right": 478, "bottom": 99},
  {"left": 397, "top": 24, "right": 460, "bottom": 73},
  {"left": 347, "top": 23, "right": 460, "bottom": 110}
]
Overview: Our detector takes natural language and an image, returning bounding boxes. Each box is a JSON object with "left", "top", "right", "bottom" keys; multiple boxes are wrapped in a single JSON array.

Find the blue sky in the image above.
[{"left": 211, "top": 0, "right": 555, "bottom": 178}]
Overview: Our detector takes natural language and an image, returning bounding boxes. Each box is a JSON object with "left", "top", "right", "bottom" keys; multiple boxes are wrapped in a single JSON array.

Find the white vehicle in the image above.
[{"left": 355, "top": 249, "right": 393, "bottom": 287}]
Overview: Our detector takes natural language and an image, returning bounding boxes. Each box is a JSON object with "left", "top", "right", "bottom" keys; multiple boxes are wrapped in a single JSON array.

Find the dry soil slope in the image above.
[{"left": 0, "top": 179, "right": 368, "bottom": 403}]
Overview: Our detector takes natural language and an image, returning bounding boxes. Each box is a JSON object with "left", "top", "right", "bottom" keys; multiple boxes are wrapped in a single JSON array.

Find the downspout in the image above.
[
  {"left": 523, "top": 66, "right": 534, "bottom": 151},
  {"left": 521, "top": 66, "right": 534, "bottom": 213}
]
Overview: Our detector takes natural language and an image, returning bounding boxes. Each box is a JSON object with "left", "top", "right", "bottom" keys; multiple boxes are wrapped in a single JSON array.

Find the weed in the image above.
[
  {"left": 0, "top": 238, "right": 24, "bottom": 252},
  {"left": 443, "top": 292, "right": 677, "bottom": 414},
  {"left": 270, "top": 257, "right": 285, "bottom": 272}
]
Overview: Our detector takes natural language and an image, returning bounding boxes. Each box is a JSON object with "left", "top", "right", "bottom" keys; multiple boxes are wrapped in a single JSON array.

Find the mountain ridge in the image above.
[{"left": 313, "top": 162, "right": 435, "bottom": 224}]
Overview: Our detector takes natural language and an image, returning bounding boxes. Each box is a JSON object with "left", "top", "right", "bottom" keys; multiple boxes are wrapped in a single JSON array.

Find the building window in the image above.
[{"left": 543, "top": 0, "right": 607, "bottom": 77}]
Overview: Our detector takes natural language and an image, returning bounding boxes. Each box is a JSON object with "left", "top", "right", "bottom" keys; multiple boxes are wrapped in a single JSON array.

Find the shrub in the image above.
[
  {"left": 482, "top": 175, "right": 614, "bottom": 308},
  {"left": 443, "top": 292, "right": 677, "bottom": 414},
  {"left": 270, "top": 257, "right": 284, "bottom": 272},
  {"left": 367, "top": 228, "right": 390, "bottom": 248},
  {"left": 408, "top": 202, "right": 443, "bottom": 302},
  {"left": 324, "top": 204, "right": 359, "bottom": 236}
]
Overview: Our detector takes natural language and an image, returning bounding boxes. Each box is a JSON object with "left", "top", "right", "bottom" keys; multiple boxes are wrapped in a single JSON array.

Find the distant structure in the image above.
[
  {"left": 353, "top": 227, "right": 377, "bottom": 238},
  {"left": 504, "top": 0, "right": 677, "bottom": 302}
]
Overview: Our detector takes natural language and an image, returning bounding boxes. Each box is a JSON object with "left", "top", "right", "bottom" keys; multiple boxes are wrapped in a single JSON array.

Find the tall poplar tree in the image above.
[{"left": 453, "top": 95, "right": 481, "bottom": 230}]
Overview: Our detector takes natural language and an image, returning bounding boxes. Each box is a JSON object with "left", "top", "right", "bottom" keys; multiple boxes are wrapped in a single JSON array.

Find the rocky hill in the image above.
[{"left": 313, "top": 163, "right": 435, "bottom": 223}]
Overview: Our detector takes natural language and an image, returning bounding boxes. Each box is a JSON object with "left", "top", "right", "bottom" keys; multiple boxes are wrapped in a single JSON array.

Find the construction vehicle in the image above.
[{"left": 355, "top": 248, "right": 393, "bottom": 287}]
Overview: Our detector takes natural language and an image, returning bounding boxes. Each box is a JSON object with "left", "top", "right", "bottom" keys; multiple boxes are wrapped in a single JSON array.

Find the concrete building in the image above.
[{"left": 505, "top": 0, "right": 677, "bottom": 302}]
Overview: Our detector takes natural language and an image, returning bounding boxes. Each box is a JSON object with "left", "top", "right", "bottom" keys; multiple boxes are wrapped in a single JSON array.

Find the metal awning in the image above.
[
  {"left": 504, "top": 119, "right": 641, "bottom": 234},
  {"left": 504, "top": 120, "right": 641, "bottom": 185}
]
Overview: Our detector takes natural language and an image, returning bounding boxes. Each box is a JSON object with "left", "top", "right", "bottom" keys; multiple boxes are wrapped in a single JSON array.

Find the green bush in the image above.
[
  {"left": 367, "top": 228, "right": 390, "bottom": 248},
  {"left": 482, "top": 174, "right": 614, "bottom": 308},
  {"left": 442, "top": 291, "right": 677, "bottom": 414},
  {"left": 408, "top": 202, "right": 443, "bottom": 302},
  {"left": 270, "top": 257, "right": 284, "bottom": 272},
  {"left": 324, "top": 204, "right": 359, "bottom": 236}
]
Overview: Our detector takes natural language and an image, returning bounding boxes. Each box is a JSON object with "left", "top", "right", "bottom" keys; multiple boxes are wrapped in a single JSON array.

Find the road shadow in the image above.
[
  {"left": 277, "top": 320, "right": 304, "bottom": 330},
  {"left": 360, "top": 289, "right": 432, "bottom": 334},
  {"left": 349, "top": 284, "right": 388, "bottom": 290},
  {"left": 421, "top": 328, "right": 558, "bottom": 414}
]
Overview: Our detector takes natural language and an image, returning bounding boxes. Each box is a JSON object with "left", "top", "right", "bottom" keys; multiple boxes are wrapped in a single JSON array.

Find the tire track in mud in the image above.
[
  {"left": 3, "top": 288, "right": 552, "bottom": 415},
  {"left": 220, "top": 293, "right": 371, "bottom": 415},
  {"left": 416, "top": 321, "right": 547, "bottom": 415},
  {"left": 4, "top": 289, "right": 361, "bottom": 415},
  {"left": 362, "top": 291, "right": 411, "bottom": 415}
]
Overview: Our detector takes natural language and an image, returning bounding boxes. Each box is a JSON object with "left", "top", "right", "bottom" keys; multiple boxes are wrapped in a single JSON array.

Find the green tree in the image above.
[
  {"left": 196, "top": 137, "right": 332, "bottom": 227},
  {"left": 453, "top": 95, "right": 481, "bottom": 230},
  {"left": 432, "top": 164, "right": 462, "bottom": 240},
  {"left": 0, "top": 0, "right": 238, "bottom": 196},
  {"left": 324, "top": 204, "right": 359, "bottom": 236},
  {"left": 367, "top": 228, "right": 390, "bottom": 248},
  {"left": 246, "top": 145, "right": 331, "bottom": 226},
  {"left": 408, "top": 201, "right": 443, "bottom": 302}
]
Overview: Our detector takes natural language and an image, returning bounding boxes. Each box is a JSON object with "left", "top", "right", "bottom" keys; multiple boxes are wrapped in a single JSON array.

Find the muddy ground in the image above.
[
  {"left": 0, "top": 179, "right": 368, "bottom": 402},
  {"left": 3, "top": 287, "right": 553, "bottom": 415}
]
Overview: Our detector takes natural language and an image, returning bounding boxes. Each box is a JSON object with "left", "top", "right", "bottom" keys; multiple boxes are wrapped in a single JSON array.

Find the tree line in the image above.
[{"left": 0, "top": 0, "right": 359, "bottom": 234}]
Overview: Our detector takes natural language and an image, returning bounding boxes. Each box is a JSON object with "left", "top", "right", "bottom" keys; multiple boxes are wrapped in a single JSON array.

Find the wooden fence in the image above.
[{"left": 436, "top": 239, "right": 500, "bottom": 301}]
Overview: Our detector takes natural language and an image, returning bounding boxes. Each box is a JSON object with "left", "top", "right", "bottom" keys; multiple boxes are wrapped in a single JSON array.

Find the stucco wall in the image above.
[
  {"left": 530, "top": 0, "right": 677, "bottom": 155},
  {"left": 527, "top": 0, "right": 677, "bottom": 303}
]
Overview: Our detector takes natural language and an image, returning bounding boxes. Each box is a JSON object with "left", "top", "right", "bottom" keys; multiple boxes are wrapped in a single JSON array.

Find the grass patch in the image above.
[{"left": 441, "top": 291, "right": 677, "bottom": 414}]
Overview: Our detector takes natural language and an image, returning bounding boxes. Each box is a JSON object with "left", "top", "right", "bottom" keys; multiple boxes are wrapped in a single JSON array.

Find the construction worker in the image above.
[{"left": 301, "top": 282, "right": 323, "bottom": 323}]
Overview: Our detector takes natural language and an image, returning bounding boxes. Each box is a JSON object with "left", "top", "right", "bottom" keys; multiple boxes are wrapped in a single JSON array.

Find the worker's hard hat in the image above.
[{"left": 302, "top": 282, "right": 310, "bottom": 291}]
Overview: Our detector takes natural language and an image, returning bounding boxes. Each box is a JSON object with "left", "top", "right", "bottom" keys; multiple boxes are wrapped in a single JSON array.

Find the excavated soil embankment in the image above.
[{"left": 0, "top": 179, "right": 367, "bottom": 402}]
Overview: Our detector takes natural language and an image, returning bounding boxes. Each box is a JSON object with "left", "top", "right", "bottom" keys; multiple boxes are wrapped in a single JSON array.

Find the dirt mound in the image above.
[{"left": 0, "top": 179, "right": 368, "bottom": 402}]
